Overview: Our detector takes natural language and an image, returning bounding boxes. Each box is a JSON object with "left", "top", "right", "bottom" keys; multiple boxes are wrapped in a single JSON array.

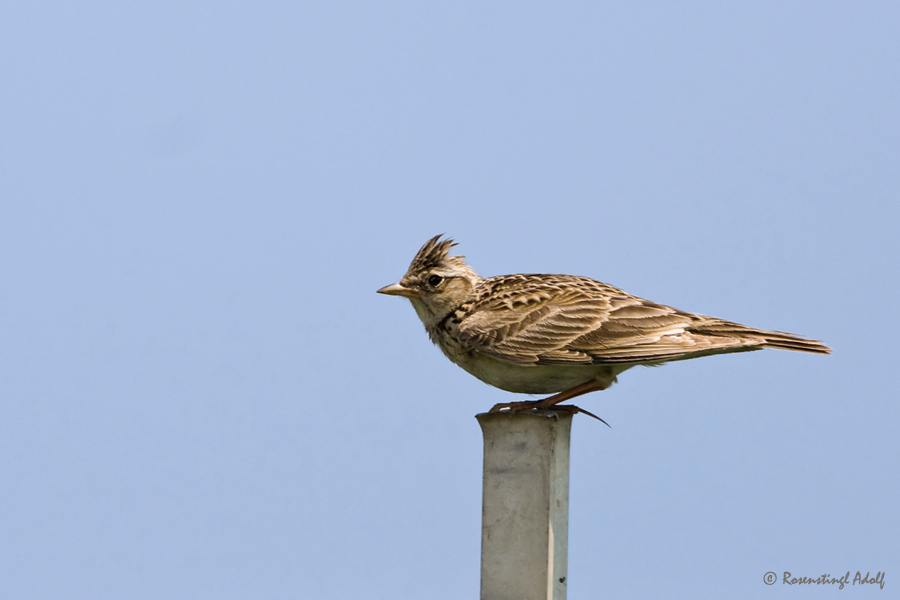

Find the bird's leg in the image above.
[
  {"left": 488, "top": 378, "right": 610, "bottom": 424},
  {"left": 534, "top": 378, "right": 607, "bottom": 409}
]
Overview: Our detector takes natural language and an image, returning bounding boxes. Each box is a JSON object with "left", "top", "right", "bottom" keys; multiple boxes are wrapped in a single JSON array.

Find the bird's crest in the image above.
[{"left": 407, "top": 234, "right": 463, "bottom": 273}]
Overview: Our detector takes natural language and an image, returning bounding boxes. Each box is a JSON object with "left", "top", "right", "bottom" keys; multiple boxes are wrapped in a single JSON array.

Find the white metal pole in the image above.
[{"left": 476, "top": 410, "right": 572, "bottom": 600}]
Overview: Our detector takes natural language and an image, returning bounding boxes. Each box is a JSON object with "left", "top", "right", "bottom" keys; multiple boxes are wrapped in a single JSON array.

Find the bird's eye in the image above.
[{"left": 428, "top": 274, "right": 443, "bottom": 287}]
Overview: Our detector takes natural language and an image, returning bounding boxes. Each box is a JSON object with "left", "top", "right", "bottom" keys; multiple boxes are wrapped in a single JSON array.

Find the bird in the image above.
[{"left": 377, "top": 235, "right": 830, "bottom": 423}]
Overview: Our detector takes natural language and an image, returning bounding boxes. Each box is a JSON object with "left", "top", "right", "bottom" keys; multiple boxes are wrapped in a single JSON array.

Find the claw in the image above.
[{"left": 552, "top": 404, "right": 611, "bottom": 427}]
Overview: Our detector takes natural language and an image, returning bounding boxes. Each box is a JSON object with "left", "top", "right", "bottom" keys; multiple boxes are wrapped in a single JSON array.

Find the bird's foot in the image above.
[
  {"left": 488, "top": 400, "right": 542, "bottom": 415},
  {"left": 488, "top": 401, "right": 610, "bottom": 427}
]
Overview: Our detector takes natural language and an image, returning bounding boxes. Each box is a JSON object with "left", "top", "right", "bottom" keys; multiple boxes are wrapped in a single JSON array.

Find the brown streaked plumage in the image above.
[{"left": 378, "top": 235, "right": 830, "bottom": 421}]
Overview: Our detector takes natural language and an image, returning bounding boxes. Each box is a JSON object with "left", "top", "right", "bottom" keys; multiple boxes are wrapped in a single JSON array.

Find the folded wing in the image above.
[{"left": 456, "top": 275, "right": 830, "bottom": 365}]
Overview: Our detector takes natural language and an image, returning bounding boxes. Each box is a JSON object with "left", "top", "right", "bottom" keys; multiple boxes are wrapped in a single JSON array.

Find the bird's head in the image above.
[{"left": 377, "top": 235, "right": 482, "bottom": 328}]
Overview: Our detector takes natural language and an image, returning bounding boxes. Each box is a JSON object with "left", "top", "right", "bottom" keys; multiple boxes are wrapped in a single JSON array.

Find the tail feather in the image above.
[
  {"left": 689, "top": 318, "right": 831, "bottom": 355},
  {"left": 758, "top": 330, "right": 831, "bottom": 355}
]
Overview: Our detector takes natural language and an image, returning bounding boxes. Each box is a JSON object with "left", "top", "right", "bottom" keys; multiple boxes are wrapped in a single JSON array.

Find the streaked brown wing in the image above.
[
  {"left": 457, "top": 294, "right": 607, "bottom": 364},
  {"left": 456, "top": 275, "right": 768, "bottom": 365}
]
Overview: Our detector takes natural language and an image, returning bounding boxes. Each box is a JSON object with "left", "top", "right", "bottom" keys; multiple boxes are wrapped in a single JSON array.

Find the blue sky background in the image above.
[{"left": 2, "top": 2, "right": 897, "bottom": 598}]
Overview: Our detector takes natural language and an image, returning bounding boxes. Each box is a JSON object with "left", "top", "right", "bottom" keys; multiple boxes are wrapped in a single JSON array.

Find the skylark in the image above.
[{"left": 378, "top": 235, "right": 830, "bottom": 421}]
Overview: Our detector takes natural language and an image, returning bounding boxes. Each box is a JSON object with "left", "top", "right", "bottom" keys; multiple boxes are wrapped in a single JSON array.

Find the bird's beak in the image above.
[{"left": 377, "top": 282, "right": 420, "bottom": 298}]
